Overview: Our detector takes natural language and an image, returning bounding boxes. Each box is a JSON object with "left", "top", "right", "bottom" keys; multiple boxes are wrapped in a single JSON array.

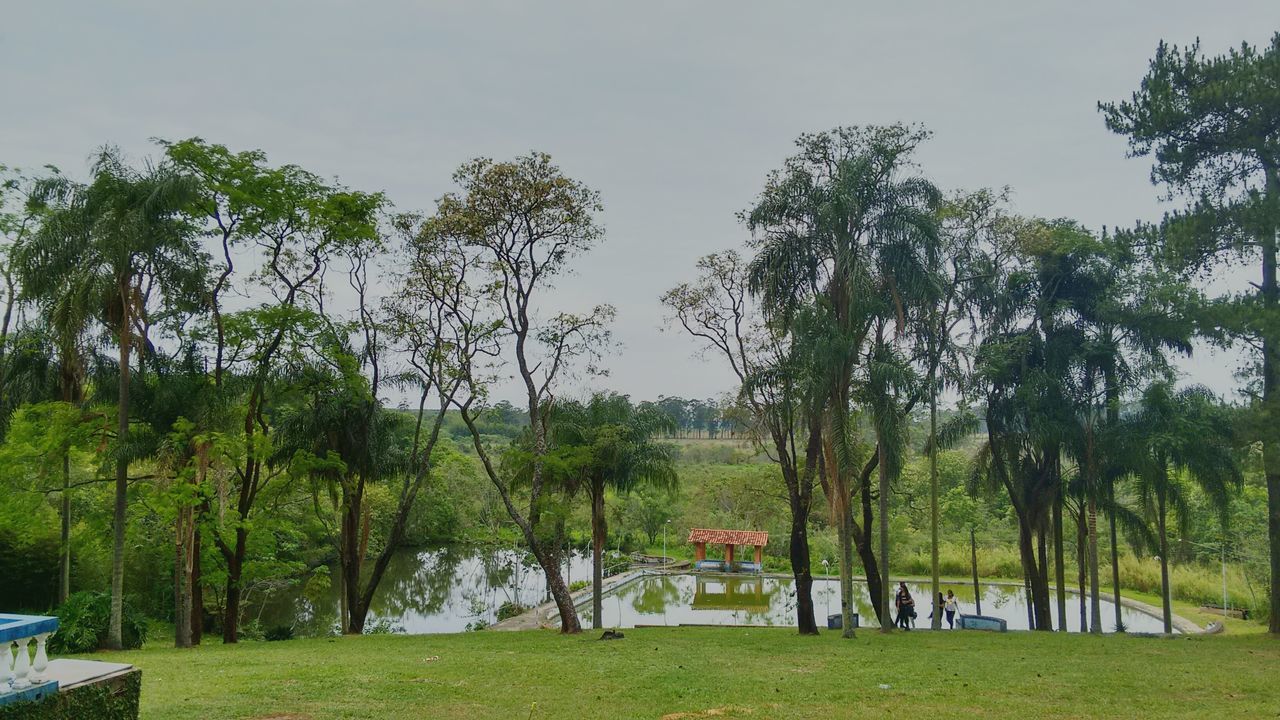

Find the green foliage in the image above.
[
  {"left": 0, "top": 667, "right": 140, "bottom": 720},
  {"left": 496, "top": 601, "right": 528, "bottom": 621},
  {"left": 50, "top": 591, "right": 147, "bottom": 653}
]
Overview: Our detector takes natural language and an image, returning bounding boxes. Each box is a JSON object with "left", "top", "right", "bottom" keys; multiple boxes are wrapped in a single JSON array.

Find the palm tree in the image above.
[
  {"left": 746, "top": 124, "right": 941, "bottom": 634},
  {"left": 1117, "top": 382, "right": 1241, "bottom": 633},
  {"left": 14, "top": 148, "right": 204, "bottom": 649},
  {"left": 551, "top": 393, "right": 678, "bottom": 630}
]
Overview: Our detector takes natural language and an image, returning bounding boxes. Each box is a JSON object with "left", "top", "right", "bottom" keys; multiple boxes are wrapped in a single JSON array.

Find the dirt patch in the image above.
[{"left": 661, "top": 707, "right": 752, "bottom": 719}]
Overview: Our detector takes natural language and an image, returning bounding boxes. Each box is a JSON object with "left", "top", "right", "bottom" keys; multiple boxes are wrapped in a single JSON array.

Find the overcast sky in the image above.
[{"left": 4, "top": 1, "right": 1275, "bottom": 404}]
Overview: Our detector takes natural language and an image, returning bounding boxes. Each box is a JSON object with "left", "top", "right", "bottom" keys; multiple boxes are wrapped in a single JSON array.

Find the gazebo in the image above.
[{"left": 688, "top": 528, "right": 768, "bottom": 572}]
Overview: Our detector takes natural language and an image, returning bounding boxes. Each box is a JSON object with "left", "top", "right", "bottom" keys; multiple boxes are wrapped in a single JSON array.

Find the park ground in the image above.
[{"left": 82, "top": 602, "right": 1276, "bottom": 720}]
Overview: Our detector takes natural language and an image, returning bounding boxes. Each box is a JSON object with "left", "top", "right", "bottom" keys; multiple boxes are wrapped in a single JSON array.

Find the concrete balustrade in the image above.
[{"left": 0, "top": 614, "right": 60, "bottom": 707}]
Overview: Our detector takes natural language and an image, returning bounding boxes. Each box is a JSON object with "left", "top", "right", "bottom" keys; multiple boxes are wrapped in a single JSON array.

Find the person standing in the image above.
[
  {"left": 944, "top": 590, "right": 959, "bottom": 629},
  {"left": 895, "top": 582, "right": 915, "bottom": 630}
]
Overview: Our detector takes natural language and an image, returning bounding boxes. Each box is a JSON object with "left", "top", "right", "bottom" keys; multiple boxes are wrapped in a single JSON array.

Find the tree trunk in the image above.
[
  {"left": 1087, "top": 497, "right": 1102, "bottom": 633},
  {"left": 789, "top": 499, "right": 819, "bottom": 635},
  {"left": 1036, "top": 528, "right": 1052, "bottom": 631},
  {"left": 877, "top": 440, "right": 892, "bottom": 633},
  {"left": 59, "top": 451, "right": 71, "bottom": 605},
  {"left": 591, "top": 476, "right": 605, "bottom": 631},
  {"left": 107, "top": 293, "right": 131, "bottom": 651},
  {"left": 174, "top": 504, "right": 193, "bottom": 648},
  {"left": 534, "top": 539, "right": 580, "bottom": 634},
  {"left": 1018, "top": 520, "right": 1051, "bottom": 631},
  {"left": 1104, "top": 368, "right": 1124, "bottom": 632},
  {"left": 1078, "top": 507, "right": 1088, "bottom": 632},
  {"left": 970, "top": 527, "right": 982, "bottom": 616},
  {"left": 1157, "top": 489, "right": 1173, "bottom": 634},
  {"left": 929, "top": 390, "right": 941, "bottom": 630},
  {"left": 1053, "top": 494, "right": 1066, "bottom": 632},
  {"left": 343, "top": 494, "right": 361, "bottom": 634},
  {"left": 1262, "top": 169, "right": 1280, "bottom": 635},
  {"left": 822, "top": 428, "right": 855, "bottom": 638},
  {"left": 855, "top": 464, "right": 883, "bottom": 625},
  {"left": 191, "top": 520, "right": 203, "bottom": 646},
  {"left": 222, "top": 530, "right": 246, "bottom": 643},
  {"left": 836, "top": 503, "right": 855, "bottom": 638}
]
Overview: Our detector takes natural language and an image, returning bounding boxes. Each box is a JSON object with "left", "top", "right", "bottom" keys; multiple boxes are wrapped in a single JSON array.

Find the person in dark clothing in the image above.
[{"left": 894, "top": 582, "right": 915, "bottom": 630}]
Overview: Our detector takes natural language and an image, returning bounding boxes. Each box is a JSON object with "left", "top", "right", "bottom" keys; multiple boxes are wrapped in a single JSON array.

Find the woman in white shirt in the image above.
[{"left": 944, "top": 590, "right": 960, "bottom": 628}]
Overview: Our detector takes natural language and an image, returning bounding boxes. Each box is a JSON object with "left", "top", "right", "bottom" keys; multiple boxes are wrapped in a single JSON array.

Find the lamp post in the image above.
[
  {"left": 821, "top": 559, "right": 831, "bottom": 616},
  {"left": 663, "top": 520, "right": 671, "bottom": 568}
]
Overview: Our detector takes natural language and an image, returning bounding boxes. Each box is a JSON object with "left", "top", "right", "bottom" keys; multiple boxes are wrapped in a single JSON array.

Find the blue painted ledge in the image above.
[
  {"left": 0, "top": 614, "right": 59, "bottom": 644},
  {"left": 1, "top": 614, "right": 61, "bottom": 707}
]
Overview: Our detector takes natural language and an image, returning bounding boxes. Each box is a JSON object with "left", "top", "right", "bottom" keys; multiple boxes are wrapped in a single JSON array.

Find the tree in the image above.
[
  {"left": 1116, "top": 383, "right": 1242, "bottom": 632},
  {"left": 308, "top": 212, "right": 491, "bottom": 634},
  {"left": 941, "top": 485, "right": 988, "bottom": 616},
  {"left": 747, "top": 124, "right": 942, "bottom": 634},
  {"left": 550, "top": 392, "right": 677, "bottom": 630},
  {"left": 163, "top": 138, "right": 383, "bottom": 643},
  {"left": 430, "top": 152, "right": 614, "bottom": 634},
  {"left": 15, "top": 148, "right": 205, "bottom": 649},
  {"left": 970, "top": 217, "right": 1103, "bottom": 630},
  {"left": 916, "top": 189, "right": 1000, "bottom": 628},
  {"left": 1101, "top": 32, "right": 1280, "bottom": 634},
  {"left": 663, "top": 250, "right": 825, "bottom": 635}
]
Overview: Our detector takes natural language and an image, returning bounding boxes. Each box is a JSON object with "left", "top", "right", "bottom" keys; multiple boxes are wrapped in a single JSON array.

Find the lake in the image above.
[
  {"left": 581, "top": 573, "right": 1172, "bottom": 633},
  {"left": 248, "top": 546, "right": 1171, "bottom": 635},
  {"left": 249, "top": 545, "right": 595, "bottom": 636}
]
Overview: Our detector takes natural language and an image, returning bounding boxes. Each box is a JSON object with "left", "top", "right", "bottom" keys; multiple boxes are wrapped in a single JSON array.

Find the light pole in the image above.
[
  {"left": 662, "top": 520, "right": 671, "bottom": 568},
  {"left": 821, "top": 559, "right": 831, "bottom": 617}
]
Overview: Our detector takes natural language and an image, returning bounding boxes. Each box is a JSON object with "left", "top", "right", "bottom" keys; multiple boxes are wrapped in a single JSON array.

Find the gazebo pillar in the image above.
[
  {"left": 753, "top": 545, "right": 763, "bottom": 565},
  {"left": 725, "top": 544, "right": 735, "bottom": 566},
  {"left": 695, "top": 542, "right": 706, "bottom": 561}
]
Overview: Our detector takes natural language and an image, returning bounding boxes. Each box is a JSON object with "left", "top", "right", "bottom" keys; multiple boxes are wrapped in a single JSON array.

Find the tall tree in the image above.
[
  {"left": 747, "top": 124, "right": 942, "bottom": 633},
  {"left": 430, "top": 152, "right": 613, "bottom": 634},
  {"left": 1101, "top": 32, "right": 1280, "bottom": 633},
  {"left": 663, "top": 250, "right": 825, "bottom": 634},
  {"left": 163, "top": 139, "right": 384, "bottom": 642},
  {"left": 1117, "top": 383, "right": 1242, "bottom": 633},
  {"left": 550, "top": 392, "right": 678, "bottom": 629},
  {"left": 14, "top": 148, "right": 204, "bottom": 649}
]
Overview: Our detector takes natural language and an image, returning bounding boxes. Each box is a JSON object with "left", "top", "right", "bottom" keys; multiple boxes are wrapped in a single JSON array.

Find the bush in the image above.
[
  {"left": 569, "top": 580, "right": 590, "bottom": 592},
  {"left": 496, "top": 601, "right": 528, "bottom": 621},
  {"left": 263, "top": 624, "right": 294, "bottom": 641},
  {"left": 49, "top": 591, "right": 147, "bottom": 653}
]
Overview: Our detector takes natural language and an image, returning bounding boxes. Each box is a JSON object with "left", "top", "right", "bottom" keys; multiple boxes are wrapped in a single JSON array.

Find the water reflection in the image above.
[
  {"left": 249, "top": 545, "right": 594, "bottom": 636},
  {"left": 585, "top": 575, "right": 1172, "bottom": 633},
  {"left": 248, "top": 547, "right": 1172, "bottom": 635}
]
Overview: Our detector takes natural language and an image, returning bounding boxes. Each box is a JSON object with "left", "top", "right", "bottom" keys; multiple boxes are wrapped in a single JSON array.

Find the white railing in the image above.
[{"left": 0, "top": 614, "right": 59, "bottom": 706}]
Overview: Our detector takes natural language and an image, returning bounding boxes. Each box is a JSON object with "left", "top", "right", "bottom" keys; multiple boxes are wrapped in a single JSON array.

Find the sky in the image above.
[{"left": 3, "top": 1, "right": 1276, "bottom": 405}]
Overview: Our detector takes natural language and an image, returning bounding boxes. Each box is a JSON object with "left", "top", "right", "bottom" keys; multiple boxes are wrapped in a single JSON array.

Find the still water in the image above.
[
  {"left": 249, "top": 545, "right": 594, "bottom": 636},
  {"left": 249, "top": 546, "right": 1171, "bottom": 635},
  {"left": 581, "top": 574, "right": 1172, "bottom": 634}
]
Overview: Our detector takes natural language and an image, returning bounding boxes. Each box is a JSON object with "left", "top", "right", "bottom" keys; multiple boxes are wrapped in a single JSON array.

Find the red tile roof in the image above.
[{"left": 687, "top": 528, "right": 769, "bottom": 546}]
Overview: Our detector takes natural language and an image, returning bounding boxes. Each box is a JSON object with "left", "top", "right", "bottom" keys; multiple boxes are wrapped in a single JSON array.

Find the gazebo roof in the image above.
[{"left": 687, "top": 528, "right": 769, "bottom": 546}]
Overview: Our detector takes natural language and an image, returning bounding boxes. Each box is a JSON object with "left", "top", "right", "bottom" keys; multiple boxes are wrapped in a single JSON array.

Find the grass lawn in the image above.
[{"left": 83, "top": 626, "right": 1279, "bottom": 719}]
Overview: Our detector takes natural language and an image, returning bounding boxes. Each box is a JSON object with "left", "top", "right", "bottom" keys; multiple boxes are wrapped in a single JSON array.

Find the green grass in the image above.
[{"left": 83, "top": 627, "right": 1279, "bottom": 719}]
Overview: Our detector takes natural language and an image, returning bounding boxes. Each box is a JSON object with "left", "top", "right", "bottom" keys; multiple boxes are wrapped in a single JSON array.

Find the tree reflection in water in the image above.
[
  {"left": 251, "top": 559, "right": 1168, "bottom": 634},
  {"left": 247, "top": 545, "right": 594, "bottom": 635}
]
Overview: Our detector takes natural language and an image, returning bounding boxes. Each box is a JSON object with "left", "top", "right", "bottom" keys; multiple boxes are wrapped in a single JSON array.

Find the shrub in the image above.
[
  {"left": 49, "top": 591, "right": 147, "bottom": 653},
  {"left": 496, "top": 601, "right": 528, "bottom": 621},
  {"left": 569, "top": 580, "right": 590, "bottom": 592},
  {"left": 263, "top": 624, "right": 294, "bottom": 641}
]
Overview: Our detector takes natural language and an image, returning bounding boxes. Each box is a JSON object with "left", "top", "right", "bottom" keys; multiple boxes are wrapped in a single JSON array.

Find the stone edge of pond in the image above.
[
  {"left": 488, "top": 568, "right": 651, "bottom": 631},
  {"left": 488, "top": 569, "right": 1204, "bottom": 635}
]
